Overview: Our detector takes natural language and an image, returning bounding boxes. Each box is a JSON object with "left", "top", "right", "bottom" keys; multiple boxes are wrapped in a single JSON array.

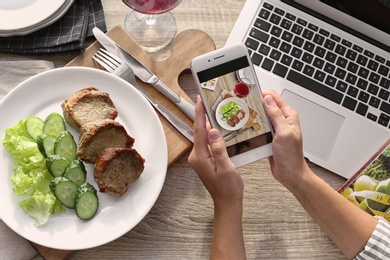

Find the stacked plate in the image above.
[{"left": 0, "top": 0, "right": 75, "bottom": 37}]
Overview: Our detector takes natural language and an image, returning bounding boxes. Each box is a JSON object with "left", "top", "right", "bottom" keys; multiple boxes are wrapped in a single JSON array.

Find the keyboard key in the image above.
[
  {"left": 367, "top": 113, "right": 378, "bottom": 121},
  {"left": 273, "top": 63, "right": 288, "bottom": 78},
  {"left": 325, "top": 75, "right": 337, "bottom": 87},
  {"left": 292, "top": 24, "right": 303, "bottom": 35},
  {"left": 314, "top": 70, "right": 326, "bottom": 82},
  {"left": 364, "top": 50, "right": 375, "bottom": 58},
  {"left": 303, "top": 65, "right": 315, "bottom": 76},
  {"left": 347, "top": 62, "right": 359, "bottom": 73},
  {"left": 314, "top": 46, "right": 326, "bottom": 58},
  {"left": 319, "top": 28, "right": 330, "bottom": 37},
  {"left": 324, "top": 63, "right": 336, "bottom": 74},
  {"left": 368, "top": 72, "right": 380, "bottom": 84},
  {"left": 303, "top": 41, "right": 315, "bottom": 52},
  {"left": 369, "top": 96, "right": 380, "bottom": 108},
  {"left": 379, "top": 89, "right": 390, "bottom": 101},
  {"left": 281, "top": 31, "right": 293, "bottom": 42},
  {"left": 249, "top": 28, "right": 269, "bottom": 42},
  {"left": 245, "top": 37, "right": 260, "bottom": 51},
  {"left": 324, "top": 39, "right": 336, "bottom": 50},
  {"left": 330, "top": 34, "right": 341, "bottom": 42},
  {"left": 280, "top": 19, "right": 292, "bottom": 30},
  {"left": 261, "top": 58, "right": 274, "bottom": 71},
  {"left": 308, "top": 23, "right": 318, "bottom": 31},
  {"left": 356, "top": 78, "right": 368, "bottom": 90},
  {"left": 302, "top": 29, "right": 314, "bottom": 40},
  {"left": 254, "top": 19, "right": 272, "bottom": 32},
  {"left": 335, "top": 44, "right": 346, "bottom": 56},
  {"left": 358, "top": 91, "right": 370, "bottom": 103},
  {"left": 270, "top": 26, "right": 282, "bottom": 37},
  {"left": 342, "top": 39, "right": 352, "bottom": 47},
  {"left": 270, "top": 14, "right": 281, "bottom": 25},
  {"left": 251, "top": 53, "right": 263, "bottom": 66},
  {"left": 297, "top": 18, "right": 307, "bottom": 26},
  {"left": 356, "top": 54, "right": 368, "bottom": 66},
  {"left": 375, "top": 55, "right": 386, "bottom": 64},
  {"left": 368, "top": 84, "right": 379, "bottom": 95},
  {"left": 274, "top": 7, "right": 285, "bottom": 16},
  {"left": 346, "top": 49, "right": 357, "bottom": 61},
  {"left": 313, "top": 58, "right": 325, "bottom": 69},
  {"left": 291, "top": 47, "right": 303, "bottom": 59},
  {"left": 269, "top": 36, "right": 281, "bottom": 48},
  {"left": 270, "top": 49, "right": 282, "bottom": 61},
  {"left": 356, "top": 103, "right": 368, "bottom": 116},
  {"left": 263, "top": 3, "right": 273, "bottom": 10},
  {"left": 302, "top": 52, "right": 314, "bottom": 64},
  {"left": 259, "top": 9, "right": 271, "bottom": 20},
  {"left": 358, "top": 67, "right": 369, "bottom": 79},
  {"left": 342, "top": 96, "right": 357, "bottom": 111},
  {"left": 281, "top": 54, "right": 293, "bottom": 66},
  {"left": 313, "top": 34, "right": 325, "bottom": 45},
  {"left": 347, "top": 86, "right": 359, "bottom": 97},
  {"left": 346, "top": 73, "right": 357, "bottom": 85},
  {"left": 335, "top": 68, "right": 347, "bottom": 80},
  {"left": 352, "top": 45, "right": 363, "bottom": 53},
  {"left": 280, "top": 42, "right": 292, "bottom": 53},
  {"left": 286, "top": 13, "right": 296, "bottom": 21},
  {"left": 292, "top": 60, "right": 304, "bottom": 71},
  {"left": 378, "top": 65, "right": 389, "bottom": 77},
  {"left": 292, "top": 36, "right": 304, "bottom": 47},
  {"left": 287, "top": 70, "right": 343, "bottom": 104},
  {"left": 259, "top": 44, "right": 271, "bottom": 55},
  {"left": 368, "top": 60, "right": 379, "bottom": 71},
  {"left": 336, "top": 81, "right": 348, "bottom": 93},
  {"left": 336, "top": 56, "right": 348, "bottom": 68},
  {"left": 325, "top": 52, "right": 337, "bottom": 63},
  {"left": 380, "top": 78, "right": 390, "bottom": 89},
  {"left": 378, "top": 113, "right": 389, "bottom": 127}
]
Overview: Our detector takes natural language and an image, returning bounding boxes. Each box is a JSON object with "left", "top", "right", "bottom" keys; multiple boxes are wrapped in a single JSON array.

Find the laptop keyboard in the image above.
[{"left": 245, "top": 2, "right": 390, "bottom": 129}]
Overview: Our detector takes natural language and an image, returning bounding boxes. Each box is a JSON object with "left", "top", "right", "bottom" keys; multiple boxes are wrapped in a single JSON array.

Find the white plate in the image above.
[
  {"left": 0, "top": 0, "right": 74, "bottom": 36},
  {"left": 0, "top": 67, "right": 168, "bottom": 250},
  {"left": 216, "top": 97, "right": 249, "bottom": 131},
  {"left": 0, "top": 0, "right": 66, "bottom": 31}
]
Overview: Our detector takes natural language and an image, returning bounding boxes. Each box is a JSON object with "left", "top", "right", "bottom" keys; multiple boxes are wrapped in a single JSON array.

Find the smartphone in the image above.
[{"left": 191, "top": 42, "right": 273, "bottom": 167}]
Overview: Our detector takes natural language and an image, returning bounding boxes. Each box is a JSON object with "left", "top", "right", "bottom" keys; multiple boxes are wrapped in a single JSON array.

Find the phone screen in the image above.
[{"left": 196, "top": 56, "right": 273, "bottom": 157}]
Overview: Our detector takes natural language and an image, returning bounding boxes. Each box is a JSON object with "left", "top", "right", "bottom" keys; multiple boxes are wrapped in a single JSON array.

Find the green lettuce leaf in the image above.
[{"left": 2, "top": 119, "right": 64, "bottom": 226}]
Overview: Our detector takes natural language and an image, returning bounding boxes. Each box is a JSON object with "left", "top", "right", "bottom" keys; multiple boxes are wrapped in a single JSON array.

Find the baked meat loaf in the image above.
[
  {"left": 94, "top": 148, "right": 145, "bottom": 196},
  {"left": 61, "top": 87, "right": 118, "bottom": 130},
  {"left": 78, "top": 119, "right": 135, "bottom": 163}
]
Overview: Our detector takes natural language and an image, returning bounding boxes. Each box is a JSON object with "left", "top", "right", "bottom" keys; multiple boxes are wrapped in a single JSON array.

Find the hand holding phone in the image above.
[{"left": 191, "top": 43, "right": 273, "bottom": 167}]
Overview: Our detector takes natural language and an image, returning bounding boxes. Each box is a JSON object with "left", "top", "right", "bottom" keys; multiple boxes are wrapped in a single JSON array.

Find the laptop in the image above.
[{"left": 225, "top": 0, "right": 390, "bottom": 179}]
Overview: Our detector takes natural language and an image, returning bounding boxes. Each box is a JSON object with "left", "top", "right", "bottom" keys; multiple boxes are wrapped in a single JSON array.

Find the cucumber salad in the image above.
[{"left": 3, "top": 112, "right": 99, "bottom": 226}]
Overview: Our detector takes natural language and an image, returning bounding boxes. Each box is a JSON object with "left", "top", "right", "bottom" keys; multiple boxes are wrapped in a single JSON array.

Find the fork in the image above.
[{"left": 92, "top": 49, "right": 194, "bottom": 143}]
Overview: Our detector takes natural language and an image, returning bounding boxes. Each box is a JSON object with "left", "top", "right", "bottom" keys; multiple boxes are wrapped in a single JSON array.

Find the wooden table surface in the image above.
[{"left": 2, "top": 0, "right": 348, "bottom": 259}]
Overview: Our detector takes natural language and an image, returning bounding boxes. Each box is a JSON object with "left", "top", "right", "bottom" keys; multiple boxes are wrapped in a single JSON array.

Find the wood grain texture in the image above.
[{"left": 4, "top": 0, "right": 349, "bottom": 259}]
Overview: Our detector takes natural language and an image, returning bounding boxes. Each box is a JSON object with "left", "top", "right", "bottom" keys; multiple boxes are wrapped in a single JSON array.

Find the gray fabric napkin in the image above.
[
  {"left": 0, "top": 60, "right": 55, "bottom": 260},
  {"left": 0, "top": 0, "right": 106, "bottom": 54}
]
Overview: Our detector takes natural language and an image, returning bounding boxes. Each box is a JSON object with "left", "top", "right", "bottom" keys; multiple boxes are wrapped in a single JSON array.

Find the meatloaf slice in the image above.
[
  {"left": 78, "top": 119, "right": 135, "bottom": 163},
  {"left": 61, "top": 87, "right": 118, "bottom": 130},
  {"left": 94, "top": 148, "right": 145, "bottom": 196}
]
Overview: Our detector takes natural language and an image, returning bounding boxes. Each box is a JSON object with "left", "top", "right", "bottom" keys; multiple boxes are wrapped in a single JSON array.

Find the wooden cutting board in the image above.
[{"left": 29, "top": 25, "right": 215, "bottom": 259}]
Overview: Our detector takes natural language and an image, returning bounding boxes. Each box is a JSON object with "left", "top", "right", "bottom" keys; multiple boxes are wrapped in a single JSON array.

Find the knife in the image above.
[{"left": 92, "top": 27, "right": 195, "bottom": 121}]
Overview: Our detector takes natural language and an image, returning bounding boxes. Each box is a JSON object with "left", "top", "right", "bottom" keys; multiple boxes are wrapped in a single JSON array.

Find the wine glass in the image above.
[{"left": 122, "top": 0, "right": 182, "bottom": 53}]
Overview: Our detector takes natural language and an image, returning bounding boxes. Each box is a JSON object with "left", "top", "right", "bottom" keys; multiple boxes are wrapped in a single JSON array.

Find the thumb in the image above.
[
  {"left": 208, "top": 129, "right": 233, "bottom": 169},
  {"left": 263, "top": 94, "right": 289, "bottom": 133}
]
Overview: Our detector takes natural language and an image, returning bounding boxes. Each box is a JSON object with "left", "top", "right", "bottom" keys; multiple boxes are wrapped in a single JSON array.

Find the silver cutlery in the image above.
[
  {"left": 93, "top": 49, "right": 194, "bottom": 143},
  {"left": 92, "top": 27, "right": 195, "bottom": 121}
]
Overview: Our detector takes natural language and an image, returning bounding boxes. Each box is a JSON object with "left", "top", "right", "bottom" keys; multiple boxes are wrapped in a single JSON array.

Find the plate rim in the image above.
[{"left": 0, "top": 66, "right": 168, "bottom": 250}]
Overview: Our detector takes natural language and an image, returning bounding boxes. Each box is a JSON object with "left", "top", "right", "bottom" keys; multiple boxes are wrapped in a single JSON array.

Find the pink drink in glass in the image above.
[{"left": 122, "top": 0, "right": 182, "bottom": 14}]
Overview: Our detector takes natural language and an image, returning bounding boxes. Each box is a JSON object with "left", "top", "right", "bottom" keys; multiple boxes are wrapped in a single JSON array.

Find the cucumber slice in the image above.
[
  {"left": 50, "top": 177, "right": 78, "bottom": 209},
  {"left": 43, "top": 112, "right": 66, "bottom": 137},
  {"left": 54, "top": 131, "right": 77, "bottom": 160},
  {"left": 46, "top": 155, "right": 71, "bottom": 177},
  {"left": 63, "top": 160, "right": 87, "bottom": 186},
  {"left": 25, "top": 116, "right": 44, "bottom": 140},
  {"left": 75, "top": 183, "right": 99, "bottom": 220},
  {"left": 36, "top": 133, "right": 56, "bottom": 157}
]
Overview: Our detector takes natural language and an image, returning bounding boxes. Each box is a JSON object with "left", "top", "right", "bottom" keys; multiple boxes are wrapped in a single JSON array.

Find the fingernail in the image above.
[
  {"left": 209, "top": 129, "right": 221, "bottom": 141},
  {"left": 264, "top": 95, "right": 275, "bottom": 106}
]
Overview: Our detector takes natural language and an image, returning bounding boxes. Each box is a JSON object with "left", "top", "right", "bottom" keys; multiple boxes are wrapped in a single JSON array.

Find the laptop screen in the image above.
[
  {"left": 290, "top": 0, "right": 390, "bottom": 51},
  {"left": 320, "top": 0, "right": 390, "bottom": 35}
]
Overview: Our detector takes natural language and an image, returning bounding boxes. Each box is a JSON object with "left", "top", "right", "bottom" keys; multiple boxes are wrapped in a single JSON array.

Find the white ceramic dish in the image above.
[
  {"left": 0, "top": 67, "right": 167, "bottom": 250},
  {"left": 0, "top": 0, "right": 74, "bottom": 36},
  {"left": 216, "top": 97, "right": 249, "bottom": 131}
]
